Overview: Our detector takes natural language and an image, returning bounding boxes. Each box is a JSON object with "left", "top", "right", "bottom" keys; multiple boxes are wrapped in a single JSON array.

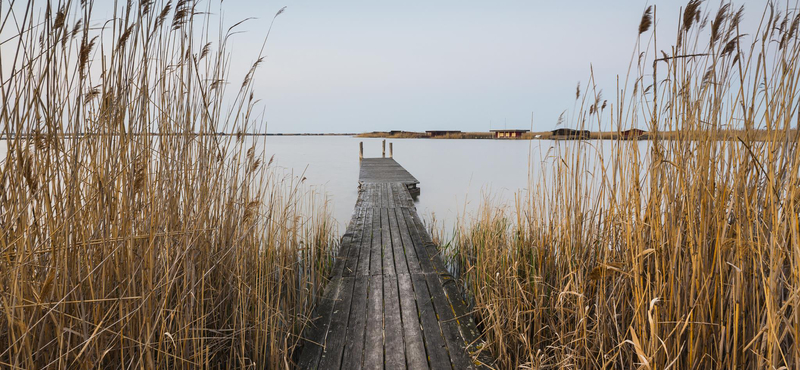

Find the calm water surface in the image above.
[{"left": 259, "top": 136, "right": 565, "bottom": 234}]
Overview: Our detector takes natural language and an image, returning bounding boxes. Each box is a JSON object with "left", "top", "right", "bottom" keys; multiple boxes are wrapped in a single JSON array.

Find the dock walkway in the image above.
[{"left": 298, "top": 153, "right": 487, "bottom": 369}]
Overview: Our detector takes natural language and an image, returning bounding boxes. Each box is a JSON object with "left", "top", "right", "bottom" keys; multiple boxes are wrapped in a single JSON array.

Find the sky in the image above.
[
  {"left": 234, "top": 1, "right": 652, "bottom": 133},
  {"left": 220, "top": 0, "right": 760, "bottom": 133},
  {"left": 1, "top": 0, "right": 768, "bottom": 133}
]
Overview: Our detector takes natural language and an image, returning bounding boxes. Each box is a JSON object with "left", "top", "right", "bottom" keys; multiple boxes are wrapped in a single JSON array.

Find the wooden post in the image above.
[
  {"left": 359, "top": 142, "right": 364, "bottom": 160},
  {"left": 382, "top": 140, "right": 386, "bottom": 158},
  {"left": 389, "top": 142, "right": 393, "bottom": 158}
]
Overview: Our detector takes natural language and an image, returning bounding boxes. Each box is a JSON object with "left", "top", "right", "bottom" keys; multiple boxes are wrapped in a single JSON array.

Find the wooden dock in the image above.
[
  {"left": 358, "top": 158, "right": 420, "bottom": 195},
  {"left": 297, "top": 145, "right": 488, "bottom": 369}
]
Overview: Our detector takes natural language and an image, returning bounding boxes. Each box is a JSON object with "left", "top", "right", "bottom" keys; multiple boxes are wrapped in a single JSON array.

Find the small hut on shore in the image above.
[{"left": 490, "top": 129, "right": 530, "bottom": 138}]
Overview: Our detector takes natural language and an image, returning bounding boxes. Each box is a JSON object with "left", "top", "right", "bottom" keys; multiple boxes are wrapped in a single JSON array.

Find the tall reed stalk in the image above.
[
  {"left": 439, "top": 2, "right": 800, "bottom": 368},
  {"left": 0, "top": 1, "right": 337, "bottom": 368}
]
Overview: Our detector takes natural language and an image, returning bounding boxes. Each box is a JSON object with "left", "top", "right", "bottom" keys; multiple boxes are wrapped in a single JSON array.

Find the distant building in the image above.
[
  {"left": 425, "top": 130, "right": 461, "bottom": 137},
  {"left": 620, "top": 128, "right": 647, "bottom": 140},
  {"left": 490, "top": 129, "right": 530, "bottom": 138},
  {"left": 551, "top": 128, "right": 590, "bottom": 139}
]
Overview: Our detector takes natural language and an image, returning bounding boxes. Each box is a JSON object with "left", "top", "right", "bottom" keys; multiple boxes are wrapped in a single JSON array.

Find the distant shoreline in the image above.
[
  {"left": 0, "top": 132, "right": 357, "bottom": 139},
  {"left": 355, "top": 130, "right": 793, "bottom": 141},
  {"left": 1, "top": 130, "right": 792, "bottom": 141}
]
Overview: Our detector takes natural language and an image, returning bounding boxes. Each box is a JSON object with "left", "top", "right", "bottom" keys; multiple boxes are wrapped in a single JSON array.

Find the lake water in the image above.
[{"left": 256, "top": 136, "right": 631, "bottom": 234}]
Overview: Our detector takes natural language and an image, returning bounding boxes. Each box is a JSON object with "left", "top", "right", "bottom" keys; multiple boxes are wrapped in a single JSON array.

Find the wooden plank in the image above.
[
  {"left": 400, "top": 207, "right": 435, "bottom": 273},
  {"left": 387, "top": 181, "right": 395, "bottom": 207},
  {"left": 382, "top": 183, "right": 389, "bottom": 208},
  {"left": 365, "top": 181, "right": 374, "bottom": 206},
  {"left": 318, "top": 277, "right": 357, "bottom": 369},
  {"left": 331, "top": 204, "right": 364, "bottom": 278},
  {"left": 356, "top": 208, "right": 374, "bottom": 276},
  {"left": 398, "top": 273, "right": 429, "bottom": 370},
  {"left": 369, "top": 206, "right": 383, "bottom": 275},
  {"left": 389, "top": 182, "right": 401, "bottom": 207},
  {"left": 379, "top": 182, "right": 384, "bottom": 207},
  {"left": 411, "top": 275, "right": 454, "bottom": 370},
  {"left": 363, "top": 274, "right": 384, "bottom": 368},
  {"left": 297, "top": 278, "right": 343, "bottom": 369},
  {"left": 376, "top": 183, "right": 382, "bottom": 209},
  {"left": 383, "top": 272, "right": 406, "bottom": 369},
  {"left": 383, "top": 182, "right": 389, "bottom": 207},
  {"left": 400, "top": 207, "right": 475, "bottom": 369},
  {"left": 330, "top": 232, "right": 352, "bottom": 279},
  {"left": 396, "top": 183, "right": 414, "bottom": 208},
  {"left": 389, "top": 207, "right": 410, "bottom": 276},
  {"left": 394, "top": 208, "right": 422, "bottom": 274},
  {"left": 397, "top": 202, "right": 456, "bottom": 369},
  {"left": 341, "top": 276, "right": 370, "bottom": 370},
  {"left": 406, "top": 208, "right": 450, "bottom": 274},
  {"left": 381, "top": 207, "right": 396, "bottom": 276},
  {"left": 340, "top": 207, "right": 366, "bottom": 278},
  {"left": 441, "top": 274, "right": 494, "bottom": 369},
  {"left": 423, "top": 272, "right": 473, "bottom": 370},
  {"left": 395, "top": 182, "right": 404, "bottom": 208},
  {"left": 342, "top": 208, "right": 364, "bottom": 277}
]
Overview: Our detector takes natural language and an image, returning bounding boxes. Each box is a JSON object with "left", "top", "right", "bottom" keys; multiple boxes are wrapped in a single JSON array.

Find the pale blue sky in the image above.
[
  {"left": 222, "top": 0, "right": 761, "bottom": 133},
  {"left": 2, "top": 1, "right": 768, "bottom": 133}
]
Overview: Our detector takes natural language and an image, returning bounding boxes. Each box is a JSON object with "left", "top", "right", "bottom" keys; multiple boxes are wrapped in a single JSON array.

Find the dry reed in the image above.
[
  {"left": 436, "top": 1, "right": 800, "bottom": 369},
  {"left": 0, "top": 1, "right": 337, "bottom": 368}
]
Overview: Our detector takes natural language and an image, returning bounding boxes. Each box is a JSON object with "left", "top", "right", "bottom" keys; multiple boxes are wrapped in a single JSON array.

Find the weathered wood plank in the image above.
[
  {"left": 355, "top": 208, "right": 373, "bottom": 277},
  {"left": 397, "top": 273, "right": 429, "bottom": 370},
  {"left": 340, "top": 207, "right": 366, "bottom": 278},
  {"left": 381, "top": 207, "right": 396, "bottom": 276},
  {"left": 318, "top": 277, "right": 357, "bottom": 369},
  {"left": 387, "top": 181, "right": 395, "bottom": 207},
  {"left": 441, "top": 274, "right": 494, "bottom": 368},
  {"left": 297, "top": 278, "right": 343, "bottom": 369},
  {"left": 401, "top": 207, "right": 475, "bottom": 368},
  {"left": 376, "top": 182, "right": 382, "bottom": 209},
  {"left": 406, "top": 208, "right": 450, "bottom": 274},
  {"left": 341, "top": 276, "right": 369, "bottom": 370},
  {"left": 382, "top": 183, "right": 389, "bottom": 208},
  {"left": 400, "top": 207, "right": 435, "bottom": 273},
  {"left": 394, "top": 208, "right": 422, "bottom": 274},
  {"left": 400, "top": 206, "right": 473, "bottom": 369},
  {"left": 389, "top": 206, "right": 409, "bottom": 276},
  {"left": 423, "top": 272, "right": 474, "bottom": 370},
  {"left": 411, "top": 275, "right": 454, "bottom": 370},
  {"left": 363, "top": 274, "right": 384, "bottom": 368},
  {"left": 369, "top": 207, "right": 382, "bottom": 275},
  {"left": 383, "top": 271, "right": 406, "bottom": 369}
]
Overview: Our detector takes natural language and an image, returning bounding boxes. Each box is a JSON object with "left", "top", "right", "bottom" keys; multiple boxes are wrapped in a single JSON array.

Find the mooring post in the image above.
[
  {"left": 389, "top": 142, "right": 393, "bottom": 158},
  {"left": 359, "top": 141, "right": 364, "bottom": 160},
  {"left": 382, "top": 140, "right": 386, "bottom": 158}
]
